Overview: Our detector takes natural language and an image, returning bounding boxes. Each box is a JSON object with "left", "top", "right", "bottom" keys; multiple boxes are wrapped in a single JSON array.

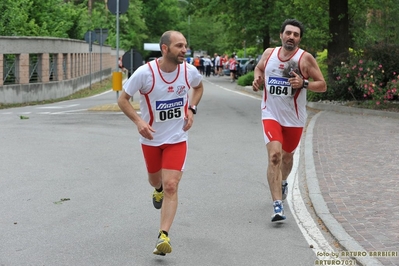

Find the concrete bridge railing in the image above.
[{"left": 0, "top": 36, "right": 124, "bottom": 104}]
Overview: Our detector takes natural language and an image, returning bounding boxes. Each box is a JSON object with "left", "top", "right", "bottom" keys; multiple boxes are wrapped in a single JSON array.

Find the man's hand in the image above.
[
  {"left": 288, "top": 71, "right": 304, "bottom": 89},
  {"left": 252, "top": 76, "right": 264, "bottom": 91},
  {"left": 183, "top": 110, "right": 194, "bottom": 131},
  {"left": 136, "top": 119, "right": 156, "bottom": 140}
]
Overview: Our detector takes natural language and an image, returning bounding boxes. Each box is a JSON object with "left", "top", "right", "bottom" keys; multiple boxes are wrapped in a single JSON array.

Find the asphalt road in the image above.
[{"left": 0, "top": 77, "right": 327, "bottom": 265}]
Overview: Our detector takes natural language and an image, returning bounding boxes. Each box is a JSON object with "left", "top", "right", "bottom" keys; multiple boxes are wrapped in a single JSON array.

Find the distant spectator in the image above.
[
  {"left": 219, "top": 54, "right": 227, "bottom": 76},
  {"left": 214, "top": 54, "right": 220, "bottom": 76},
  {"left": 228, "top": 54, "right": 237, "bottom": 82},
  {"left": 211, "top": 56, "right": 216, "bottom": 76},
  {"left": 193, "top": 56, "right": 200, "bottom": 72},
  {"left": 199, "top": 56, "right": 205, "bottom": 75},
  {"left": 203, "top": 56, "right": 213, "bottom": 77}
]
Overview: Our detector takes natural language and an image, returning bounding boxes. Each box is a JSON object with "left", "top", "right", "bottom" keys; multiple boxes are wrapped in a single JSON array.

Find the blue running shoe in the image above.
[{"left": 271, "top": 200, "right": 286, "bottom": 222}]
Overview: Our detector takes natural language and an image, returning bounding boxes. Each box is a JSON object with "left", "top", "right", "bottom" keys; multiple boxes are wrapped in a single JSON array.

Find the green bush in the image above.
[
  {"left": 237, "top": 71, "right": 255, "bottom": 86},
  {"left": 316, "top": 49, "right": 328, "bottom": 79},
  {"left": 364, "top": 43, "right": 399, "bottom": 82},
  {"left": 333, "top": 55, "right": 399, "bottom": 103},
  {"left": 308, "top": 49, "right": 329, "bottom": 102}
]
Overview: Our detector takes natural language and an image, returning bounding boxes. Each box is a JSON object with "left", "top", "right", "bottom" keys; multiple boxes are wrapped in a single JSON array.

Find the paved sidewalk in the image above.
[{"left": 306, "top": 103, "right": 399, "bottom": 266}]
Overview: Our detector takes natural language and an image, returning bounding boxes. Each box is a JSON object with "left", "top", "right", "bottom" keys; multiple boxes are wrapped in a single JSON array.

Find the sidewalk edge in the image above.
[{"left": 307, "top": 102, "right": 399, "bottom": 119}]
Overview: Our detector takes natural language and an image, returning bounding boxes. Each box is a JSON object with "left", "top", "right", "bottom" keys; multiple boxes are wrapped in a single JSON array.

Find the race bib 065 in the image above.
[{"left": 155, "top": 98, "right": 184, "bottom": 122}]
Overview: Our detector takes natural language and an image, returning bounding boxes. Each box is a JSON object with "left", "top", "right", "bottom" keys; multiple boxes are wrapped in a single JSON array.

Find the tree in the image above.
[
  {"left": 0, "top": 0, "right": 39, "bottom": 36},
  {"left": 327, "top": 0, "right": 349, "bottom": 83},
  {"left": 141, "top": 0, "right": 182, "bottom": 43},
  {"left": 0, "top": 0, "right": 89, "bottom": 38}
]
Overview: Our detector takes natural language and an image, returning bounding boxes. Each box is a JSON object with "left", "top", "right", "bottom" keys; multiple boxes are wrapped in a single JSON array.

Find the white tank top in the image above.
[
  {"left": 261, "top": 47, "right": 307, "bottom": 127},
  {"left": 123, "top": 59, "right": 202, "bottom": 146}
]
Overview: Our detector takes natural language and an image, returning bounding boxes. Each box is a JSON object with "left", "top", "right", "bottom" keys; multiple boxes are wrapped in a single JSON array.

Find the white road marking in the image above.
[
  {"left": 88, "top": 89, "right": 112, "bottom": 98},
  {"left": 50, "top": 109, "right": 88, "bottom": 114},
  {"left": 36, "top": 104, "right": 79, "bottom": 109}
]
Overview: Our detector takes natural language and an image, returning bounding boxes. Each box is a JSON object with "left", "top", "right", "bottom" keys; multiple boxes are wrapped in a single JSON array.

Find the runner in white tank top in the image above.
[
  {"left": 262, "top": 47, "right": 307, "bottom": 127},
  {"left": 123, "top": 58, "right": 202, "bottom": 146},
  {"left": 252, "top": 19, "right": 326, "bottom": 223},
  {"left": 118, "top": 31, "right": 204, "bottom": 256}
]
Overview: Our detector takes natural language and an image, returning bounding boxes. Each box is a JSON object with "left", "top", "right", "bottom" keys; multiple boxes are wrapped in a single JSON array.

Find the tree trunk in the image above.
[
  {"left": 327, "top": 0, "right": 349, "bottom": 85},
  {"left": 88, "top": 0, "right": 92, "bottom": 15},
  {"left": 263, "top": 27, "right": 270, "bottom": 50}
]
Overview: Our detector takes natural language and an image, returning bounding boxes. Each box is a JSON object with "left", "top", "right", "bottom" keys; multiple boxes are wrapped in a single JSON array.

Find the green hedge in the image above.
[{"left": 237, "top": 71, "right": 255, "bottom": 87}]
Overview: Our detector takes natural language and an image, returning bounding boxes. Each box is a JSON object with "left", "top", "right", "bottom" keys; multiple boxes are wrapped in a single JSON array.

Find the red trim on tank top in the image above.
[
  {"left": 155, "top": 58, "right": 180, "bottom": 84},
  {"left": 144, "top": 93, "right": 154, "bottom": 126},
  {"left": 297, "top": 51, "right": 308, "bottom": 79},
  {"left": 293, "top": 88, "right": 301, "bottom": 118},
  {"left": 143, "top": 61, "right": 156, "bottom": 125},
  {"left": 262, "top": 48, "right": 275, "bottom": 110},
  {"left": 183, "top": 62, "right": 190, "bottom": 88},
  {"left": 277, "top": 47, "right": 300, "bottom": 62},
  {"left": 293, "top": 50, "right": 305, "bottom": 118},
  {"left": 183, "top": 62, "right": 190, "bottom": 115},
  {"left": 142, "top": 61, "right": 156, "bottom": 95}
]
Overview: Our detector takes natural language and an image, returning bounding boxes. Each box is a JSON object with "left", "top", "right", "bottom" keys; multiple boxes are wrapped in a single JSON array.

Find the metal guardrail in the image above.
[
  {"left": 3, "top": 54, "right": 16, "bottom": 84},
  {"left": 3, "top": 53, "right": 65, "bottom": 84}
]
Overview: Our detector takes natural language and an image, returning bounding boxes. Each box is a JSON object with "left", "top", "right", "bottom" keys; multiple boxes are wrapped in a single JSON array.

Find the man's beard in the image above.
[
  {"left": 284, "top": 42, "right": 296, "bottom": 51},
  {"left": 167, "top": 53, "right": 183, "bottom": 64}
]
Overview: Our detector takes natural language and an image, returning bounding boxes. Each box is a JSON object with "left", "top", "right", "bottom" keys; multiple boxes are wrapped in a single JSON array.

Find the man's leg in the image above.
[
  {"left": 153, "top": 169, "right": 182, "bottom": 255},
  {"left": 280, "top": 151, "right": 293, "bottom": 201},
  {"left": 148, "top": 171, "right": 162, "bottom": 190},
  {"left": 142, "top": 144, "right": 164, "bottom": 209},
  {"left": 281, "top": 151, "right": 294, "bottom": 180},
  {"left": 153, "top": 141, "right": 187, "bottom": 255},
  {"left": 160, "top": 169, "right": 183, "bottom": 232},
  {"left": 148, "top": 171, "right": 164, "bottom": 209},
  {"left": 280, "top": 126, "right": 303, "bottom": 200},
  {"left": 266, "top": 141, "right": 283, "bottom": 201},
  {"left": 266, "top": 141, "right": 286, "bottom": 222},
  {"left": 263, "top": 119, "right": 286, "bottom": 222}
]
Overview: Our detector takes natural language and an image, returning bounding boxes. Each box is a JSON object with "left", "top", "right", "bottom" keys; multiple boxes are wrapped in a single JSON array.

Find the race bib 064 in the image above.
[
  {"left": 266, "top": 77, "right": 293, "bottom": 96},
  {"left": 155, "top": 98, "right": 184, "bottom": 122}
]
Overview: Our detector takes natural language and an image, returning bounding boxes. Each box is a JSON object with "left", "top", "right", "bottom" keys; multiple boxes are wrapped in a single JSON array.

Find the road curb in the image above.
[{"left": 307, "top": 102, "right": 399, "bottom": 119}]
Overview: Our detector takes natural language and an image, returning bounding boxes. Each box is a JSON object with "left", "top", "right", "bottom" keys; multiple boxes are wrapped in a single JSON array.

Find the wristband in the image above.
[{"left": 303, "top": 79, "right": 309, "bottom": 89}]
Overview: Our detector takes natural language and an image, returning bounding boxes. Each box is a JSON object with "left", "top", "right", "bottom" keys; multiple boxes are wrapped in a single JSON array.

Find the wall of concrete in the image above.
[
  {"left": 0, "top": 69, "right": 110, "bottom": 104},
  {"left": 0, "top": 37, "right": 124, "bottom": 104}
]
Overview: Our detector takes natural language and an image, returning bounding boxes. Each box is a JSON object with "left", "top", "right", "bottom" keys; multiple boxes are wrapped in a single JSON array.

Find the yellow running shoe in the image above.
[
  {"left": 152, "top": 189, "right": 163, "bottom": 209},
  {"left": 153, "top": 231, "right": 172, "bottom": 255}
]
